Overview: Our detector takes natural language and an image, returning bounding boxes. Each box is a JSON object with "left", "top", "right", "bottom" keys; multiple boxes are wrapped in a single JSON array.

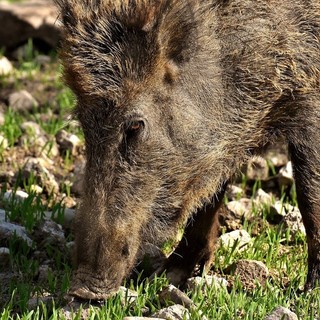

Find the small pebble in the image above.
[
  {"left": 218, "top": 230, "right": 252, "bottom": 252},
  {"left": 159, "top": 284, "right": 194, "bottom": 309},
  {"left": 4, "top": 190, "right": 29, "bottom": 202},
  {"left": 186, "top": 275, "right": 228, "bottom": 291},
  {"left": 247, "top": 157, "right": 269, "bottom": 180},
  {"left": 152, "top": 304, "right": 190, "bottom": 320},
  {"left": 278, "top": 161, "right": 294, "bottom": 187},
  {"left": 0, "top": 56, "right": 13, "bottom": 76},
  {"left": 0, "top": 135, "right": 8, "bottom": 149},
  {"left": 8, "top": 90, "right": 39, "bottom": 112},
  {"left": 264, "top": 306, "right": 298, "bottom": 320}
]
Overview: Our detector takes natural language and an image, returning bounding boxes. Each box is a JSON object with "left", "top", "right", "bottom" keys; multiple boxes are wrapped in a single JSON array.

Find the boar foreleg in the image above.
[
  {"left": 289, "top": 119, "right": 320, "bottom": 290},
  {"left": 161, "top": 182, "right": 228, "bottom": 287}
]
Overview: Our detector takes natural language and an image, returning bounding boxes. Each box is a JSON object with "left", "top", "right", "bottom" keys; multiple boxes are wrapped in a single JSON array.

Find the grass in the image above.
[{"left": 0, "top": 42, "right": 319, "bottom": 319}]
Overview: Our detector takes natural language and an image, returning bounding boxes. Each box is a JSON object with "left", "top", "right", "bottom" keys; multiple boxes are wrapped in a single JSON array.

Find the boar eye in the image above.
[{"left": 124, "top": 120, "right": 145, "bottom": 139}]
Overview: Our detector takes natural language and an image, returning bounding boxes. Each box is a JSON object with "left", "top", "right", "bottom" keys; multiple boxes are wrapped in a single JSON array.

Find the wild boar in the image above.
[{"left": 54, "top": 0, "right": 320, "bottom": 299}]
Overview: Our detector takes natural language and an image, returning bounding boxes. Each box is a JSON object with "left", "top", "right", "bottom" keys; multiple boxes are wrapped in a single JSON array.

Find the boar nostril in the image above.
[{"left": 121, "top": 243, "right": 129, "bottom": 257}]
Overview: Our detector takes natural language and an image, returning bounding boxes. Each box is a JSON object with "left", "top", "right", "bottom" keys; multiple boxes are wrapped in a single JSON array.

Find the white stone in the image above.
[
  {"left": 0, "top": 0, "right": 60, "bottom": 49},
  {"left": 226, "top": 185, "right": 244, "bottom": 200},
  {"left": 218, "top": 230, "right": 251, "bottom": 252},
  {"left": 254, "top": 188, "right": 273, "bottom": 206},
  {"left": 186, "top": 275, "right": 228, "bottom": 291},
  {"left": 118, "top": 286, "right": 139, "bottom": 305},
  {"left": 153, "top": 305, "right": 190, "bottom": 320},
  {"left": 8, "top": 90, "right": 39, "bottom": 112},
  {"left": 278, "top": 161, "right": 294, "bottom": 187},
  {"left": 247, "top": 157, "right": 269, "bottom": 180},
  {"left": 0, "top": 56, "right": 13, "bottom": 76},
  {"left": 0, "top": 209, "right": 33, "bottom": 246},
  {"left": 226, "top": 199, "right": 253, "bottom": 219},
  {"left": 264, "top": 307, "right": 298, "bottom": 320},
  {"left": 56, "top": 130, "right": 81, "bottom": 156},
  {"left": 0, "top": 135, "right": 8, "bottom": 149},
  {"left": 4, "top": 190, "right": 29, "bottom": 202},
  {"left": 0, "top": 112, "right": 4, "bottom": 126}
]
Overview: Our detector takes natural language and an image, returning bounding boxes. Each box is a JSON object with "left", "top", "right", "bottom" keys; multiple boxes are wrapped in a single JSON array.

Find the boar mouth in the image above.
[{"left": 68, "top": 268, "right": 120, "bottom": 300}]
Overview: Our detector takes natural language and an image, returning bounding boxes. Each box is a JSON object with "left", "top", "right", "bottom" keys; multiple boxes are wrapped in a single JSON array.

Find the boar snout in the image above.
[
  {"left": 69, "top": 267, "right": 120, "bottom": 300},
  {"left": 69, "top": 222, "right": 140, "bottom": 300}
]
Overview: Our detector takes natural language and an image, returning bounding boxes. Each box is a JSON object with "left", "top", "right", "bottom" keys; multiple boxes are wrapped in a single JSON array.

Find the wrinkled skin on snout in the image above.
[{"left": 56, "top": 0, "right": 320, "bottom": 300}]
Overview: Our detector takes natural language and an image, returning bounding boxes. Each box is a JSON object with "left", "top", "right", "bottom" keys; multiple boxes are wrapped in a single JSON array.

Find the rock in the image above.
[
  {"left": 71, "top": 159, "right": 85, "bottom": 196},
  {"left": 281, "top": 207, "right": 305, "bottom": 237},
  {"left": 220, "top": 199, "right": 254, "bottom": 231},
  {"left": 226, "top": 199, "right": 253, "bottom": 219},
  {"left": 186, "top": 275, "right": 228, "bottom": 291},
  {"left": 21, "top": 157, "right": 59, "bottom": 193},
  {"left": 8, "top": 90, "right": 39, "bottom": 112},
  {"left": 0, "top": 56, "right": 13, "bottom": 76},
  {"left": 247, "top": 157, "right": 269, "bottom": 181},
  {"left": 271, "top": 201, "right": 305, "bottom": 236},
  {"left": 264, "top": 306, "right": 298, "bottom": 320},
  {"left": 19, "top": 121, "right": 59, "bottom": 157},
  {"left": 0, "top": 247, "right": 11, "bottom": 269},
  {"left": 159, "top": 285, "right": 194, "bottom": 309},
  {"left": 27, "top": 294, "right": 54, "bottom": 310},
  {"left": 37, "top": 264, "right": 52, "bottom": 283},
  {"left": 118, "top": 286, "right": 139, "bottom": 305},
  {"left": 0, "top": 209, "right": 33, "bottom": 247},
  {"left": 0, "top": 0, "right": 60, "bottom": 51},
  {"left": 56, "top": 130, "right": 81, "bottom": 156},
  {"left": 34, "top": 219, "right": 65, "bottom": 247},
  {"left": 44, "top": 208, "right": 75, "bottom": 230},
  {"left": 254, "top": 188, "right": 273, "bottom": 206},
  {"left": 271, "top": 201, "right": 289, "bottom": 217},
  {"left": 35, "top": 54, "right": 51, "bottom": 66},
  {"left": 278, "top": 162, "right": 294, "bottom": 187},
  {"left": 226, "top": 185, "right": 244, "bottom": 200},
  {"left": 0, "top": 111, "right": 4, "bottom": 126},
  {"left": 218, "top": 230, "right": 252, "bottom": 252},
  {"left": 152, "top": 305, "right": 190, "bottom": 320},
  {"left": 0, "top": 135, "right": 8, "bottom": 149},
  {"left": 4, "top": 190, "right": 29, "bottom": 203},
  {"left": 63, "top": 208, "right": 76, "bottom": 229},
  {"left": 59, "top": 300, "right": 90, "bottom": 320},
  {"left": 264, "top": 140, "right": 289, "bottom": 168},
  {"left": 228, "top": 259, "right": 269, "bottom": 290},
  {"left": 20, "top": 121, "right": 44, "bottom": 136}
]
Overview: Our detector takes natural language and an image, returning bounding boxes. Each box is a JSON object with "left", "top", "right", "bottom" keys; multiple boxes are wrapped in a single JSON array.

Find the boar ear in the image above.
[{"left": 157, "top": 1, "right": 198, "bottom": 64}]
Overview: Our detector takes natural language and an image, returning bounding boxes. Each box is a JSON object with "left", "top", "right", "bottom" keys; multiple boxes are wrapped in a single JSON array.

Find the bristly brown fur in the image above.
[
  {"left": 55, "top": 0, "right": 201, "bottom": 102},
  {"left": 55, "top": 0, "right": 320, "bottom": 300}
]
